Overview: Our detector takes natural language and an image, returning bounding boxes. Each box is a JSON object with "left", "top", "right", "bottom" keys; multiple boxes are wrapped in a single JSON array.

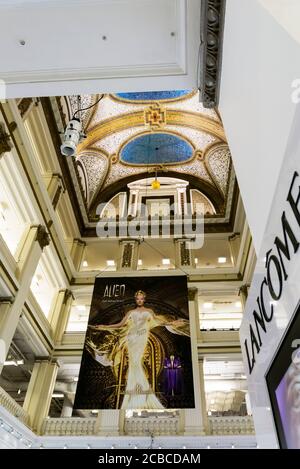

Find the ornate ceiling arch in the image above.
[
  {"left": 46, "top": 89, "right": 237, "bottom": 235},
  {"left": 77, "top": 108, "right": 226, "bottom": 152},
  {"left": 89, "top": 170, "right": 225, "bottom": 216}
]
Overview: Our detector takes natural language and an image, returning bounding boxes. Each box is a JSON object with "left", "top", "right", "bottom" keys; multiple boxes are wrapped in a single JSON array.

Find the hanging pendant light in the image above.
[{"left": 151, "top": 168, "right": 160, "bottom": 190}]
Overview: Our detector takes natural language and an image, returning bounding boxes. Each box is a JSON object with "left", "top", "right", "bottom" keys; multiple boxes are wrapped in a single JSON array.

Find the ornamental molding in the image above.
[
  {"left": 17, "top": 97, "right": 33, "bottom": 118},
  {"left": 121, "top": 243, "right": 133, "bottom": 268},
  {"left": 35, "top": 225, "right": 50, "bottom": 250},
  {"left": 188, "top": 287, "right": 198, "bottom": 301},
  {"left": 144, "top": 103, "right": 166, "bottom": 129},
  {"left": 77, "top": 110, "right": 226, "bottom": 152},
  {"left": 0, "top": 122, "right": 12, "bottom": 158},
  {"left": 199, "top": 0, "right": 226, "bottom": 108}
]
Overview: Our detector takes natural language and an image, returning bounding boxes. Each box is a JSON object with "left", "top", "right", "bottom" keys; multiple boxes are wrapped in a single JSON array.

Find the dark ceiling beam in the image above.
[{"left": 199, "top": 0, "right": 226, "bottom": 108}]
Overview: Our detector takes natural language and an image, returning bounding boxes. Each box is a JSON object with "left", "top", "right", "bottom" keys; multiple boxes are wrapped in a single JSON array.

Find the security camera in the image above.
[{"left": 60, "top": 118, "right": 86, "bottom": 157}]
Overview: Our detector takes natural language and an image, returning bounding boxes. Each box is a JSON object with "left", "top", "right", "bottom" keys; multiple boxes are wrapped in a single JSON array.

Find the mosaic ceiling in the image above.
[{"left": 50, "top": 89, "right": 236, "bottom": 234}]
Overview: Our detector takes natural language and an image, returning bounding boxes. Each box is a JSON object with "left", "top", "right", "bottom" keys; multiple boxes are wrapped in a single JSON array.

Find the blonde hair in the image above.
[{"left": 135, "top": 290, "right": 146, "bottom": 298}]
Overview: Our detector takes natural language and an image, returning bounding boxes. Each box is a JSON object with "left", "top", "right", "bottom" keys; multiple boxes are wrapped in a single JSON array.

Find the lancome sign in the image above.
[{"left": 244, "top": 171, "right": 300, "bottom": 374}]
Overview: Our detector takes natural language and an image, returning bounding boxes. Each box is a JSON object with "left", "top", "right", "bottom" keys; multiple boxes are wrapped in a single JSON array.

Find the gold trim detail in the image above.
[
  {"left": 144, "top": 103, "right": 166, "bottom": 129},
  {"left": 77, "top": 110, "right": 226, "bottom": 153}
]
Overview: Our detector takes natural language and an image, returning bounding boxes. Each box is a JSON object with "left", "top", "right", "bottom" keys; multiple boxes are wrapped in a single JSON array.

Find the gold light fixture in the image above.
[{"left": 151, "top": 168, "right": 160, "bottom": 190}]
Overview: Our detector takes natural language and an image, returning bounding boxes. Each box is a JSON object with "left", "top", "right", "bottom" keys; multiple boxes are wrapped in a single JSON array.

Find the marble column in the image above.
[
  {"left": 198, "top": 357, "right": 209, "bottom": 433},
  {"left": 183, "top": 287, "right": 206, "bottom": 435},
  {"left": 49, "top": 289, "right": 73, "bottom": 344},
  {"left": 70, "top": 238, "right": 86, "bottom": 271},
  {"left": 43, "top": 173, "right": 65, "bottom": 210},
  {"left": 60, "top": 393, "right": 74, "bottom": 418},
  {"left": 23, "top": 358, "right": 59, "bottom": 434},
  {"left": 228, "top": 232, "right": 241, "bottom": 266},
  {"left": 0, "top": 225, "right": 49, "bottom": 374}
]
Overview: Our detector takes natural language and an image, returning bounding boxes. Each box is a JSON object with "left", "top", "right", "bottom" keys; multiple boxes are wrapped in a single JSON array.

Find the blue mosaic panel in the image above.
[
  {"left": 115, "top": 90, "right": 191, "bottom": 101},
  {"left": 120, "top": 133, "right": 193, "bottom": 165}
]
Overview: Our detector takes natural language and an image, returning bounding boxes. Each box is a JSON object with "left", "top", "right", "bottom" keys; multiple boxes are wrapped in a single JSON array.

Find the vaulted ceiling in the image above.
[{"left": 44, "top": 89, "right": 237, "bottom": 235}]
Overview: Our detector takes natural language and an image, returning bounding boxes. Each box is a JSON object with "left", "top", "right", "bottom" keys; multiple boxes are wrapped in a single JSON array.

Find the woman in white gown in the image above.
[{"left": 86, "top": 290, "right": 189, "bottom": 409}]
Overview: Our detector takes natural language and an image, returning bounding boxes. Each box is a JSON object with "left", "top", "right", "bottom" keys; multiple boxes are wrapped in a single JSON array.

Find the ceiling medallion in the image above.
[{"left": 144, "top": 103, "right": 166, "bottom": 129}]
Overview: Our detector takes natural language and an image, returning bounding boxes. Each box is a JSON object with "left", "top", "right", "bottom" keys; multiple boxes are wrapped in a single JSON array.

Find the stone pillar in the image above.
[
  {"left": 43, "top": 173, "right": 66, "bottom": 210},
  {"left": 118, "top": 239, "right": 140, "bottom": 270},
  {"left": 174, "top": 238, "right": 196, "bottom": 269},
  {"left": 49, "top": 289, "right": 74, "bottom": 344},
  {"left": 198, "top": 357, "right": 209, "bottom": 433},
  {"left": 228, "top": 233, "right": 241, "bottom": 265},
  {"left": 189, "top": 286, "right": 201, "bottom": 340},
  {"left": 183, "top": 287, "right": 206, "bottom": 435},
  {"left": 0, "top": 225, "right": 49, "bottom": 374},
  {"left": 23, "top": 358, "right": 59, "bottom": 434},
  {"left": 95, "top": 410, "right": 120, "bottom": 436},
  {"left": 189, "top": 290, "right": 208, "bottom": 433},
  {"left": 70, "top": 238, "right": 86, "bottom": 271},
  {"left": 60, "top": 393, "right": 74, "bottom": 418}
]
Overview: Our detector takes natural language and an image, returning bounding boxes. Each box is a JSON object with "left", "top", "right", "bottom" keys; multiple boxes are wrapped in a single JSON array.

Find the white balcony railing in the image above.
[
  {"left": 42, "top": 417, "right": 96, "bottom": 436},
  {"left": 208, "top": 416, "right": 255, "bottom": 435},
  {"left": 124, "top": 415, "right": 179, "bottom": 436},
  {"left": 0, "top": 386, "right": 29, "bottom": 426}
]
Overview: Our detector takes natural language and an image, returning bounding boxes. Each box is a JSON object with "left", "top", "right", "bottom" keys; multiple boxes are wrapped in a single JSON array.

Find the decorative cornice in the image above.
[
  {"left": 239, "top": 284, "right": 250, "bottom": 300},
  {"left": 188, "top": 287, "right": 198, "bottom": 301},
  {"left": 62, "top": 289, "right": 74, "bottom": 304},
  {"left": 18, "top": 97, "right": 33, "bottom": 118},
  {"left": 228, "top": 232, "right": 240, "bottom": 242},
  {"left": 0, "top": 122, "right": 12, "bottom": 158},
  {"left": 0, "top": 297, "right": 14, "bottom": 305},
  {"left": 199, "top": 0, "right": 226, "bottom": 108},
  {"left": 35, "top": 225, "right": 50, "bottom": 250},
  {"left": 73, "top": 238, "right": 86, "bottom": 247},
  {"left": 121, "top": 243, "right": 133, "bottom": 268},
  {"left": 35, "top": 357, "right": 60, "bottom": 367}
]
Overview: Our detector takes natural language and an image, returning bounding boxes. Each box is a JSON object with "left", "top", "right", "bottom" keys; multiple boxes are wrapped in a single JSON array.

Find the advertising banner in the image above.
[{"left": 74, "top": 275, "right": 195, "bottom": 410}]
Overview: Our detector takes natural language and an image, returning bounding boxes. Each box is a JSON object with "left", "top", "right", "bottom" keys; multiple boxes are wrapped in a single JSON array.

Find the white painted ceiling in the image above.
[{"left": 0, "top": 0, "right": 201, "bottom": 98}]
